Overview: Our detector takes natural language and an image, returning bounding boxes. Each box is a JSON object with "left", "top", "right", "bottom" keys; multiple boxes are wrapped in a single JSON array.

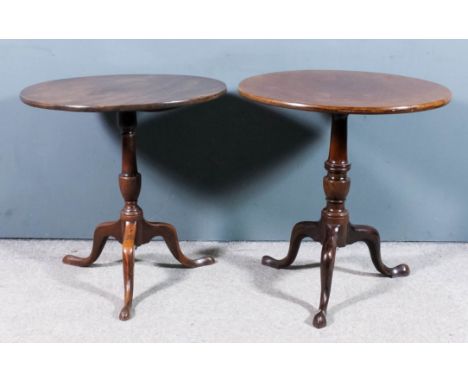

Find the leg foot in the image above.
[
  {"left": 348, "top": 224, "right": 410, "bottom": 278},
  {"left": 262, "top": 221, "right": 320, "bottom": 268},
  {"left": 313, "top": 225, "right": 338, "bottom": 329},
  {"left": 63, "top": 220, "right": 121, "bottom": 267},
  {"left": 143, "top": 221, "right": 215, "bottom": 268},
  {"left": 119, "top": 306, "right": 131, "bottom": 321},
  {"left": 119, "top": 221, "right": 136, "bottom": 321},
  {"left": 312, "top": 311, "right": 327, "bottom": 329}
]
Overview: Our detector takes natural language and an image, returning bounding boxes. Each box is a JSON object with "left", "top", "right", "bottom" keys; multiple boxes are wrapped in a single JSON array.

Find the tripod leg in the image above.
[
  {"left": 119, "top": 221, "right": 137, "bottom": 321},
  {"left": 143, "top": 221, "right": 215, "bottom": 268},
  {"left": 63, "top": 220, "right": 122, "bottom": 267},
  {"left": 348, "top": 224, "right": 410, "bottom": 277},
  {"left": 313, "top": 225, "right": 339, "bottom": 329},
  {"left": 262, "top": 221, "right": 321, "bottom": 268}
]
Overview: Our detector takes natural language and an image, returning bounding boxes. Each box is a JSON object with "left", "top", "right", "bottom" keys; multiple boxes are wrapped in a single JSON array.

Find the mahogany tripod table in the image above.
[
  {"left": 239, "top": 70, "right": 451, "bottom": 328},
  {"left": 20, "top": 74, "right": 226, "bottom": 320}
]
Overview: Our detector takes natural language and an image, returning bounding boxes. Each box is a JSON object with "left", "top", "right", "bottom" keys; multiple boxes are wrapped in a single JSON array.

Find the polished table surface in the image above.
[
  {"left": 239, "top": 70, "right": 451, "bottom": 114},
  {"left": 20, "top": 74, "right": 226, "bottom": 112}
]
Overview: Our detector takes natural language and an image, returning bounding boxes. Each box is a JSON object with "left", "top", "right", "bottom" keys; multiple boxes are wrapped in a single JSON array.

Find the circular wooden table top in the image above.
[
  {"left": 238, "top": 70, "right": 451, "bottom": 114},
  {"left": 20, "top": 74, "right": 227, "bottom": 112}
]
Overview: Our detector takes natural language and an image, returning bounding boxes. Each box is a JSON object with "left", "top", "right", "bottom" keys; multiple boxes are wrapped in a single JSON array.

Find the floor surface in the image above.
[{"left": 0, "top": 240, "right": 466, "bottom": 342}]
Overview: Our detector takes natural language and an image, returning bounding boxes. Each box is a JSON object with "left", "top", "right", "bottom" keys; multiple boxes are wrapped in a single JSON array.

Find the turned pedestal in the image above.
[
  {"left": 262, "top": 114, "right": 409, "bottom": 328},
  {"left": 62, "top": 111, "right": 215, "bottom": 320}
]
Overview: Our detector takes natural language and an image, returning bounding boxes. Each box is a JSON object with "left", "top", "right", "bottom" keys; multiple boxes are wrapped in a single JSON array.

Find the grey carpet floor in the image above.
[{"left": 0, "top": 239, "right": 466, "bottom": 342}]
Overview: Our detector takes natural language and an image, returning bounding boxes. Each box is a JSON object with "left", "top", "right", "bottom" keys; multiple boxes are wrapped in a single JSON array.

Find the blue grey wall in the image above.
[{"left": 0, "top": 40, "right": 465, "bottom": 241}]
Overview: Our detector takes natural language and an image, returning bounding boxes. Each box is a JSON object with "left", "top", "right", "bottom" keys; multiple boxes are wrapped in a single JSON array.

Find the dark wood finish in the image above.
[
  {"left": 261, "top": 114, "right": 410, "bottom": 328},
  {"left": 239, "top": 70, "right": 451, "bottom": 114},
  {"left": 62, "top": 111, "right": 215, "bottom": 320},
  {"left": 239, "top": 70, "right": 450, "bottom": 328},
  {"left": 21, "top": 75, "right": 225, "bottom": 320},
  {"left": 20, "top": 74, "right": 226, "bottom": 112}
]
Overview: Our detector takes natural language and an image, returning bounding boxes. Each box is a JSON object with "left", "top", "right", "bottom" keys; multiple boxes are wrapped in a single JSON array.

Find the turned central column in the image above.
[
  {"left": 118, "top": 111, "right": 142, "bottom": 220},
  {"left": 321, "top": 114, "right": 351, "bottom": 247}
]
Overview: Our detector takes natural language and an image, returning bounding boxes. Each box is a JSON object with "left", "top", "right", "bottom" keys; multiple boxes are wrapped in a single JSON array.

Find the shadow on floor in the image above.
[
  {"left": 222, "top": 241, "right": 448, "bottom": 328},
  {"left": 40, "top": 243, "right": 225, "bottom": 319},
  {"left": 26, "top": 240, "right": 454, "bottom": 329},
  {"left": 288, "top": 262, "right": 380, "bottom": 277}
]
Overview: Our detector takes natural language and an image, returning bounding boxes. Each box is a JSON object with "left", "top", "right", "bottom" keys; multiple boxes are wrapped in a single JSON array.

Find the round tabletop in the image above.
[
  {"left": 238, "top": 70, "right": 451, "bottom": 114},
  {"left": 20, "top": 74, "right": 227, "bottom": 112}
]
